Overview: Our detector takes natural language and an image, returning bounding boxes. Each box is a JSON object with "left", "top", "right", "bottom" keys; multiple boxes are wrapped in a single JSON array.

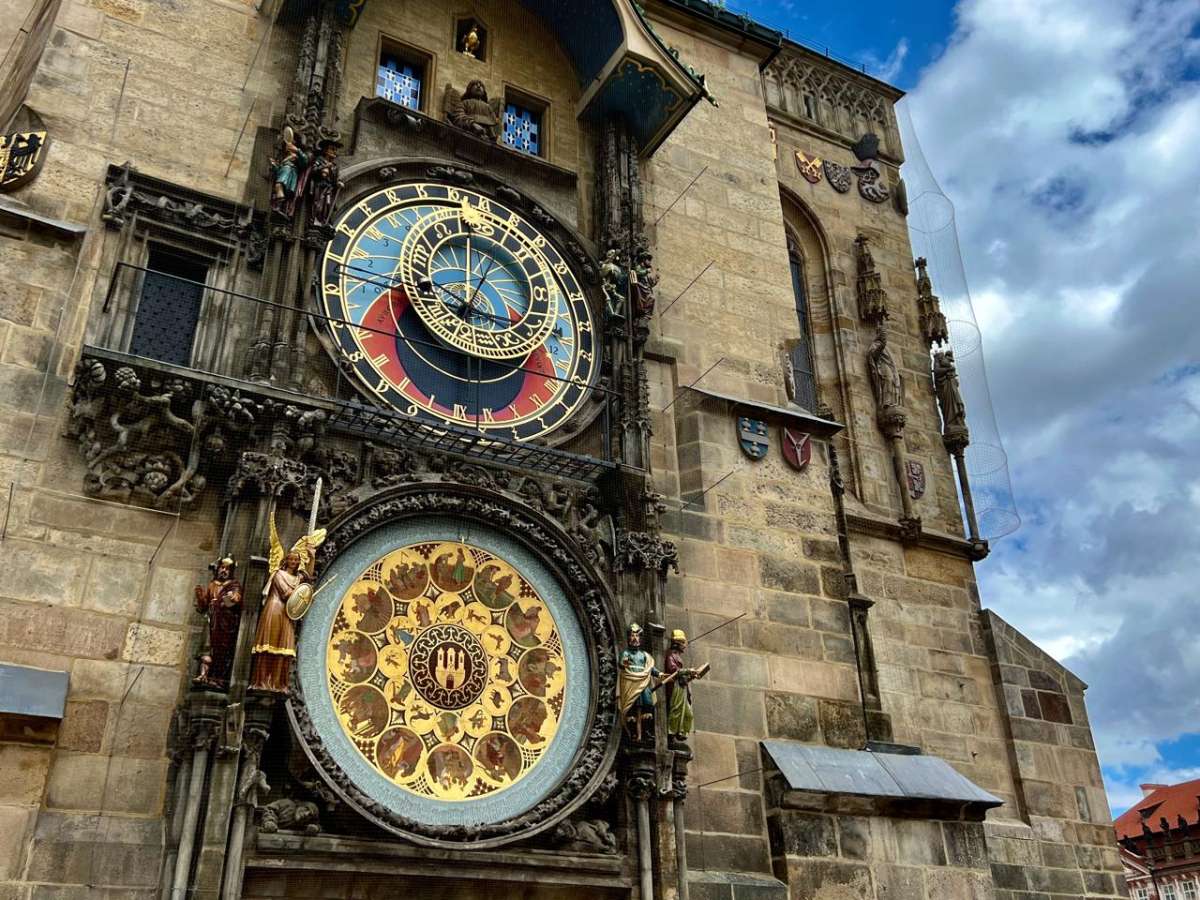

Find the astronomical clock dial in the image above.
[
  {"left": 321, "top": 183, "right": 599, "bottom": 442},
  {"left": 296, "top": 520, "right": 593, "bottom": 840}
]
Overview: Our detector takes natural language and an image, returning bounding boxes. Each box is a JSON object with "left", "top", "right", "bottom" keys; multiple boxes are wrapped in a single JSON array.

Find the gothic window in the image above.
[
  {"left": 1133, "top": 887, "right": 1148, "bottom": 900},
  {"left": 377, "top": 41, "right": 430, "bottom": 111},
  {"left": 1164, "top": 883, "right": 1178, "bottom": 900},
  {"left": 786, "top": 231, "right": 818, "bottom": 411},
  {"left": 1183, "top": 880, "right": 1197, "bottom": 899},
  {"left": 502, "top": 93, "right": 545, "bottom": 157},
  {"left": 128, "top": 246, "right": 208, "bottom": 367}
]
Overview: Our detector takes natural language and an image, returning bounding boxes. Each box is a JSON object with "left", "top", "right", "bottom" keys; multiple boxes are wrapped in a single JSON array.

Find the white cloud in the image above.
[{"left": 905, "top": 0, "right": 1200, "bottom": 811}]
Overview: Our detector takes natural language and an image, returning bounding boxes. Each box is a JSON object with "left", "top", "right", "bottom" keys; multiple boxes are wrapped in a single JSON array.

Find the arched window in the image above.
[{"left": 786, "top": 231, "right": 818, "bottom": 411}]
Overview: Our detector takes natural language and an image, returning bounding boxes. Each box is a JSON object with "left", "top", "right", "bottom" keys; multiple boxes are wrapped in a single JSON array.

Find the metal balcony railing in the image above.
[{"left": 86, "top": 262, "right": 618, "bottom": 482}]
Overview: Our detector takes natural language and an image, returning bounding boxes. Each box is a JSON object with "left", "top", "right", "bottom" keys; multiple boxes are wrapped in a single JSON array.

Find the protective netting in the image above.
[{"left": 897, "top": 100, "right": 1021, "bottom": 540}]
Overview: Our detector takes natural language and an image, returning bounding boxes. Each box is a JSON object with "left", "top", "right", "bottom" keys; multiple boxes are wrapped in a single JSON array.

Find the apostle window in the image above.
[
  {"left": 502, "top": 92, "right": 546, "bottom": 158},
  {"left": 377, "top": 41, "right": 430, "bottom": 112}
]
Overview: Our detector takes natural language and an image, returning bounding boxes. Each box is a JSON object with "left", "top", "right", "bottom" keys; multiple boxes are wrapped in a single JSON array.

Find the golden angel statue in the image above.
[{"left": 249, "top": 486, "right": 326, "bottom": 693}]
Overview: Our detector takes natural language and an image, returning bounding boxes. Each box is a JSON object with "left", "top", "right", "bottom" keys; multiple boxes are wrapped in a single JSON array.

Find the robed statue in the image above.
[
  {"left": 249, "top": 509, "right": 326, "bottom": 693},
  {"left": 617, "top": 624, "right": 659, "bottom": 743},
  {"left": 867, "top": 326, "right": 902, "bottom": 414},
  {"left": 307, "top": 138, "right": 343, "bottom": 229},
  {"left": 663, "top": 629, "right": 709, "bottom": 741},
  {"left": 270, "top": 126, "right": 309, "bottom": 217},
  {"left": 443, "top": 80, "right": 502, "bottom": 142},
  {"left": 193, "top": 557, "right": 243, "bottom": 690},
  {"left": 933, "top": 350, "right": 968, "bottom": 438},
  {"left": 630, "top": 245, "right": 658, "bottom": 320}
]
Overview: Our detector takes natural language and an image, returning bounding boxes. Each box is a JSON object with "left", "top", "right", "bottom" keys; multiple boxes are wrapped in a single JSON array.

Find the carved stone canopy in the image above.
[{"left": 289, "top": 480, "right": 622, "bottom": 849}]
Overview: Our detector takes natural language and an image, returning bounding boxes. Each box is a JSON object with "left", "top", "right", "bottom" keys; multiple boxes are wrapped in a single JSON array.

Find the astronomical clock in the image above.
[
  {"left": 320, "top": 180, "right": 599, "bottom": 442},
  {"left": 295, "top": 182, "right": 615, "bottom": 846}
]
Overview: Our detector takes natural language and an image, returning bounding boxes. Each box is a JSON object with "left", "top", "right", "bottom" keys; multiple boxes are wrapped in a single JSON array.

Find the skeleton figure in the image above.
[
  {"left": 443, "top": 81, "right": 502, "bottom": 142},
  {"left": 600, "top": 247, "right": 628, "bottom": 323}
]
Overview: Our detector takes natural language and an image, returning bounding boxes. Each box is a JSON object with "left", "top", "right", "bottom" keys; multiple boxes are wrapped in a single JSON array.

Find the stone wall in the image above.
[
  {"left": 0, "top": 486, "right": 214, "bottom": 897},
  {"left": 767, "top": 810, "right": 994, "bottom": 899},
  {"left": 983, "top": 611, "right": 1127, "bottom": 900}
]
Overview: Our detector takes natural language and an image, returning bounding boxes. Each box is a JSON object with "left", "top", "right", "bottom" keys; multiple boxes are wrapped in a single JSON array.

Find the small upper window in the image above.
[
  {"left": 502, "top": 95, "right": 545, "bottom": 157},
  {"left": 377, "top": 41, "right": 430, "bottom": 112},
  {"left": 455, "top": 17, "right": 487, "bottom": 61}
]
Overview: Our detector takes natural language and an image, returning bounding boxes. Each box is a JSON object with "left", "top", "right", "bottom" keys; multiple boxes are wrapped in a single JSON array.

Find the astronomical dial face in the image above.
[{"left": 321, "top": 183, "right": 599, "bottom": 442}]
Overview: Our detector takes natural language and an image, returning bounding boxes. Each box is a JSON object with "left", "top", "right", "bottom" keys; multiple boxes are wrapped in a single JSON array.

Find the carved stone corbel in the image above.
[
  {"left": 915, "top": 257, "right": 949, "bottom": 347},
  {"left": 855, "top": 234, "right": 888, "bottom": 324}
]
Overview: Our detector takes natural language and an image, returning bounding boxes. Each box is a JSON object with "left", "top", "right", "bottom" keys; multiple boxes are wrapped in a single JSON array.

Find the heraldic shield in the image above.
[
  {"left": 737, "top": 418, "right": 769, "bottom": 460},
  {"left": 781, "top": 427, "right": 812, "bottom": 471}
]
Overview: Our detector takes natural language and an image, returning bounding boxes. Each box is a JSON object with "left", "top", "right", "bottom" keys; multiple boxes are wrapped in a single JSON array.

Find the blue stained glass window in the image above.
[
  {"left": 503, "top": 103, "right": 541, "bottom": 156},
  {"left": 377, "top": 56, "right": 421, "bottom": 111}
]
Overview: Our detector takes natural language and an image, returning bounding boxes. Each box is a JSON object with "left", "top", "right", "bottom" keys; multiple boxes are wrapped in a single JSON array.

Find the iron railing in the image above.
[{"left": 89, "top": 262, "right": 618, "bottom": 482}]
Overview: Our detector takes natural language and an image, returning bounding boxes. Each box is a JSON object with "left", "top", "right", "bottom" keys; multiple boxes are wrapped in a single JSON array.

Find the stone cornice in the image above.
[{"left": 847, "top": 512, "right": 989, "bottom": 561}]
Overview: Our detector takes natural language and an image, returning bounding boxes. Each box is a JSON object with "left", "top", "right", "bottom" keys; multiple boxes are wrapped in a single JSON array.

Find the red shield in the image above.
[{"left": 781, "top": 428, "right": 811, "bottom": 471}]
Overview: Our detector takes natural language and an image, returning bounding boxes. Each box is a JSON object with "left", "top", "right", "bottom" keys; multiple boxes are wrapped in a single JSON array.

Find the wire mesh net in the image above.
[{"left": 897, "top": 100, "right": 1020, "bottom": 541}]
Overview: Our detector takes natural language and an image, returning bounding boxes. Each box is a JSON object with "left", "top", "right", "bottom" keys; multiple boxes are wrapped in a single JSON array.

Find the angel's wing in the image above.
[
  {"left": 267, "top": 509, "right": 284, "bottom": 574},
  {"left": 443, "top": 83, "right": 463, "bottom": 115},
  {"left": 291, "top": 528, "right": 327, "bottom": 578},
  {"left": 489, "top": 97, "right": 503, "bottom": 120}
]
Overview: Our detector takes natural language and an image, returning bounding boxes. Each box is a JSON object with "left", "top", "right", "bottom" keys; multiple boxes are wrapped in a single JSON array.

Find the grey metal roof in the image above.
[
  {"left": 0, "top": 663, "right": 69, "bottom": 719},
  {"left": 762, "top": 740, "right": 1002, "bottom": 807}
]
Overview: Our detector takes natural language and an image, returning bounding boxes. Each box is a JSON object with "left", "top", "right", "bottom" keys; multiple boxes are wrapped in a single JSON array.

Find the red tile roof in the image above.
[{"left": 1115, "top": 779, "right": 1200, "bottom": 841}]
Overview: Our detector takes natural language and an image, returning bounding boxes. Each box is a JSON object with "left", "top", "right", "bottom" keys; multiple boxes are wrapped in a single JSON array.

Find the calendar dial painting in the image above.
[
  {"left": 320, "top": 182, "right": 599, "bottom": 442},
  {"left": 326, "top": 540, "right": 567, "bottom": 801}
]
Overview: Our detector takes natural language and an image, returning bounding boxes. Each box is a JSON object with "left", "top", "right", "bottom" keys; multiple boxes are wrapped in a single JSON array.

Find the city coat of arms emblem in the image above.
[
  {"left": 906, "top": 460, "right": 926, "bottom": 499},
  {"left": 823, "top": 159, "right": 852, "bottom": 193},
  {"left": 795, "top": 151, "right": 823, "bottom": 184},
  {"left": 0, "top": 129, "right": 47, "bottom": 193},
  {"left": 781, "top": 428, "right": 812, "bottom": 471},
  {"left": 737, "top": 417, "right": 769, "bottom": 460}
]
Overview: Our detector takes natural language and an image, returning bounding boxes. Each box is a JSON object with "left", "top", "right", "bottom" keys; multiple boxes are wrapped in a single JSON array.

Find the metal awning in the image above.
[
  {"left": 762, "top": 740, "right": 1002, "bottom": 820},
  {"left": 0, "top": 663, "right": 69, "bottom": 720}
]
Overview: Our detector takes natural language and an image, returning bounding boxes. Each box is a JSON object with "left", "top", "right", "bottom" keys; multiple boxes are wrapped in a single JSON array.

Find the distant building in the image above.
[{"left": 1116, "top": 780, "right": 1200, "bottom": 899}]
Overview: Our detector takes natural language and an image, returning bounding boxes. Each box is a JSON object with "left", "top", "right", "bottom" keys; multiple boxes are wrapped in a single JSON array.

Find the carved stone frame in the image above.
[{"left": 287, "top": 480, "right": 621, "bottom": 848}]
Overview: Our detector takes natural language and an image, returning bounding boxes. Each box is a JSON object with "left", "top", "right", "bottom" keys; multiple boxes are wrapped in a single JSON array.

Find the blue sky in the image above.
[{"left": 736, "top": 0, "right": 1200, "bottom": 820}]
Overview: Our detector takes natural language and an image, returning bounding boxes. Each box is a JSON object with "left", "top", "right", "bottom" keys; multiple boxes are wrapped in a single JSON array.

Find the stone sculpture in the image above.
[
  {"left": 933, "top": 350, "right": 968, "bottom": 439},
  {"left": 443, "top": 80, "right": 502, "bottom": 142},
  {"left": 867, "top": 326, "right": 902, "bottom": 415},
  {"left": 193, "top": 557, "right": 243, "bottom": 690},
  {"left": 249, "top": 509, "right": 326, "bottom": 693},
  {"left": 617, "top": 623, "right": 659, "bottom": 743},
  {"left": 307, "top": 138, "right": 343, "bottom": 229},
  {"left": 662, "top": 629, "right": 708, "bottom": 742}
]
